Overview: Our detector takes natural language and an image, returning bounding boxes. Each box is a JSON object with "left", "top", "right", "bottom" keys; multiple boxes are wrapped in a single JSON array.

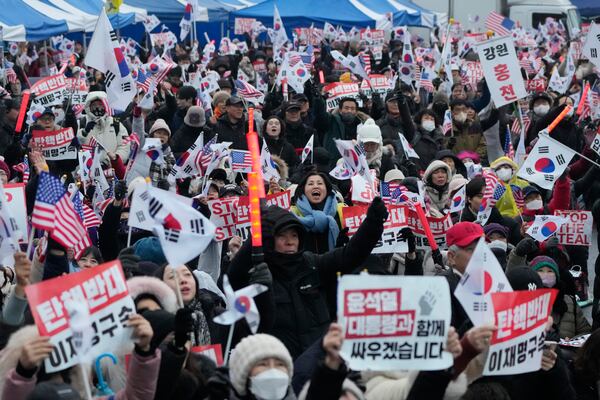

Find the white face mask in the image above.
[
  {"left": 533, "top": 104, "right": 549, "bottom": 116},
  {"left": 422, "top": 120, "right": 435, "bottom": 132},
  {"left": 496, "top": 167, "right": 513, "bottom": 182},
  {"left": 463, "top": 161, "right": 473, "bottom": 170},
  {"left": 454, "top": 112, "right": 467, "bottom": 123},
  {"left": 525, "top": 199, "right": 543, "bottom": 210},
  {"left": 489, "top": 239, "right": 508, "bottom": 252},
  {"left": 250, "top": 369, "right": 289, "bottom": 400}
]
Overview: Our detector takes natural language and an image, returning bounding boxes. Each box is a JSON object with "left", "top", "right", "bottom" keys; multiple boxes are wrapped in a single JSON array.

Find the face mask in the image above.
[
  {"left": 496, "top": 168, "right": 513, "bottom": 182},
  {"left": 91, "top": 107, "right": 106, "bottom": 117},
  {"left": 463, "top": 161, "right": 474, "bottom": 170},
  {"left": 422, "top": 120, "right": 435, "bottom": 132},
  {"left": 540, "top": 274, "right": 556, "bottom": 288},
  {"left": 454, "top": 112, "right": 467, "bottom": 123},
  {"left": 286, "top": 119, "right": 302, "bottom": 128},
  {"left": 533, "top": 104, "right": 549, "bottom": 116},
  {"left": 387, "top": 115, "right": 401, "bottom": 126},
  {"left": 525, "top": 199, "right": 543, "bottom": 210},
  {"left": 489, "top": 239, "right": 508, "bottom": 252},
  {"left": 340, "top": 112, "right": 355, "bottom": 124},
  {"left": 249, "top": 368, "right": 289, "bottom": 400}
]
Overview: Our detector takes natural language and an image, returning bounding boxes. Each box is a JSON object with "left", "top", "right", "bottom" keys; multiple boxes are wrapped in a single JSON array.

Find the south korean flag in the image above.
[{"left": 517, "top": 132, "right": 576, "bottom": 190}]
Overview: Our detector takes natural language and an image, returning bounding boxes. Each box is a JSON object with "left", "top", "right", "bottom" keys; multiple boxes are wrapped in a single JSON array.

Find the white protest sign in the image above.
[
  {"left": 476, "top": 36, "right": 527, "bottom": 107},
  {"left": 454, "top": 238, "right": 513, "bottom": 327},
  {"left": 342, "top": 205, "right": 409, "bottom": 254},
  {"left": 350, "top": 173, "right": 377, "bottom": 204},
  {"left": 4, "top": 183, "right": 27, "bottom": 243},
  {"left": 553, "top": 210, "right": 593, "bottom": 246},
  {"left": 338, "top": 274, "right": 452, "bottom": 371},
  {"left": 208, "top": 196, "right": 240, "bottom": 241},
  {"left": 484, "top": 289, "right": 558, "bottom": 376},
  {"left": 25, "top": 261, "right": 136, "bottom": 372},
  {"left": 591, "top": 132, "right": 600, "bottom": 157}
]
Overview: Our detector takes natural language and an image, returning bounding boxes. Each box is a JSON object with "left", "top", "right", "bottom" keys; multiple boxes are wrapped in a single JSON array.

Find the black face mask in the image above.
[
  {"left": 387, "top": 115, "right": 401, "bottom": 127},
  {"left": 91, "top": 108, "right": 106, "bottom": 117},
  {"left": 286, "top": 119, "right": 302, "bottom": 128},
  {"left": 340, "top": 112, "right": 355, "bottom": 124}
]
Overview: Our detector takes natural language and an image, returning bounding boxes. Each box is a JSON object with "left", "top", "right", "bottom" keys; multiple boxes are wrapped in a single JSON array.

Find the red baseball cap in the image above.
[{"left": 446, "top": 222, "right": 484, "bottom": 247}]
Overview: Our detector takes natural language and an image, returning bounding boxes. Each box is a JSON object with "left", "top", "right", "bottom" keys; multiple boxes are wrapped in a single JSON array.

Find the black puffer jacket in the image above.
[
  {"left": 212, "top": 114, "right": 249, "bottom": 150},
  {"left": 227, "top": 205, "right": 384, "bottom": 359},
  {"left": 171, "top": 123, "right": 207, "bottom": 159},
  {"left": 264, "top": 135, "right": 300, "bottom": 170},
  {"left": 411, "top": 126, "right": 444, "bottom": 172}
]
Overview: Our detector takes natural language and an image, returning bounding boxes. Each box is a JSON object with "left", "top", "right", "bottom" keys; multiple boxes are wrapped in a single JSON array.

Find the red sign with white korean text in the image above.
[
  {"left": 25, "top": 261, "right": 136, "bottom": 372},
  {"left": 31, "top": 127, "right": 77, "bottom": 161},
  {"left": 484, "top": 289, "right": 557, "bottom": 376}
]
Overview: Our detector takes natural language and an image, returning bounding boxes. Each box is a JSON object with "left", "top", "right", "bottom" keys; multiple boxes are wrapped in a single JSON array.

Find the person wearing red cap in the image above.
[{"left": 437, "top": 221, "right": 484, "bottom": 331}]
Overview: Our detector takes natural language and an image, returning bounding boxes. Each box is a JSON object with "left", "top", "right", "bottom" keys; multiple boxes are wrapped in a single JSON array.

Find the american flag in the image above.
[
  {"left": 442, "top": 109, "right": 453, "bottom": 135},
  {"left": 504, "top": 126, "right": 514, "bottom": 159},
  {"left": 482, "top": 171, "right": 505, "bottom": 208},
  {"left": 380, "top": 181, "right": 410, "bottom": 205},
  {"left": 419, "top": 68, "right": 434, "bottom": 92},
  {"left": 81, "top": 136, "right": 98, "bottom": 152},
  {"left": 485, "top": 11, "right": 515, "bottom": 36},
  {"left": 197, "top": 135, "right": 217, "bottom": 173},
  {"left": 13, "top": 157, "right": 29, "bottom": 184},
  {"left": 511, "top": 184, "right": 525, "bottom": 209},
  {"left": 230, "top": 149, "right": 253, "bottom": 172},
  {"left": 361, "top": 53, "right": 371, "bottom": 75},
  {"left": 94, "top": 197, "right": 116, "bottom": 218},
  {"left": 510, "top": 108, "right": 531, "bottom": 137},
  {"left": 72, "top": 191, "right": 101, "bottom": 228},
  {"left": 234, "top": 79, "right": 264, "bottom": 103},
  {"left": 31, "top": 172, "right": 91, "bottom": 252}
]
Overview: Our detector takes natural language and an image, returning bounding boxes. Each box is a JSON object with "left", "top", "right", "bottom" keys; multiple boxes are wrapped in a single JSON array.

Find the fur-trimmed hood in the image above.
[
  {"left": 127, "top": 276, "right": 178, "bottom": 313},
  {"left": 271, "top": 154, "right": 289, "bottom": 181}
]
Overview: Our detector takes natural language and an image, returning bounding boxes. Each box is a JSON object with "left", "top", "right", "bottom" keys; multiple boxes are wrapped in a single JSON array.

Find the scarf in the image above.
[
  {"left": 296, "top": 194, "right": 340, "bottom": 251},
  {"left": 186, "top": 297, "right": 212, "bottom": 346}
]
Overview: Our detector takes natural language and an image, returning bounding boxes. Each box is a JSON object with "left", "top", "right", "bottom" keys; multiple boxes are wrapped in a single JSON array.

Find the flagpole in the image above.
[
  {"left": 126, "top": 226, "right": 132, "bottom": 247},
  {"left": 540, "top": 132, "right": 600, "bottom": 169},
  {"left": 224, "top": 324, "right": 235, "bottom": 364},
  {"left": 25, "top": 227, "right": 35, "bottom": 259}
]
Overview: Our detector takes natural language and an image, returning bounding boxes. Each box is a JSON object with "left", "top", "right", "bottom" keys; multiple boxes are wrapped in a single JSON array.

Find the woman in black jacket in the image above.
[
  {"left": 412, "top": 109, "right": 444, "bottom": 172},
  {"left": 227, "top": 198, "right": 387, "bottom": 359},
  {"left": 262, "top": 115, "right": 300, "bottom": 170}
]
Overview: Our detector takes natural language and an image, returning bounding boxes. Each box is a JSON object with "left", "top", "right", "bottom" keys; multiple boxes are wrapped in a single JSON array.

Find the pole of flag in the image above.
[
  {"left": 540, "top": 131, "right": 600, "bottom": 169},
  {"left": 15, "top": 90, "right": 30, "bottom": 133}
]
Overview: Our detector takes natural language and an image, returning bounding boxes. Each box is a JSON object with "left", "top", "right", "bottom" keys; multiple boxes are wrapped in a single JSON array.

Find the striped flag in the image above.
[
  {"left": 482, "top": 171, "right": 505, "bottom": 208},
  {"left": 380, "top": 181, "right": 415, "bottom": 205},
  {"left": 230, "top": 149, "right": 253, "bottom": 172},
  {"left": 504, "top": 126, "right": 514, "bottom": 159},
  {"left": 32, "top": 172, "right": 91, "bottom": 252},
  {"left": 361, "top": 53, "right": 371, "bottom": 75},
  {"left": 234, "top": 79, "right": 264, "bottom": 105},
  {"left": 72, "top": 191, "right": 101, "bottom": 228},
  {"left": 511, "top": 184, "right": 525, "bottom": 210},
  {"left": 301, "top": 135, "right": 314, "bottom": 164},
  {"left": 485, "top": 11, "right": 515, "bottom": 36},
  {"left": 198, "top": 135, "right": 218, "bottom": 173},
  {"left": 419, "top": 68, "right": 435, "bottom": 92},
  {"left": 442, "top": 109, "right": 453, "bottom": 135},
  {"left": 13, "top": 157, "right": 29, "bottom": 184}
]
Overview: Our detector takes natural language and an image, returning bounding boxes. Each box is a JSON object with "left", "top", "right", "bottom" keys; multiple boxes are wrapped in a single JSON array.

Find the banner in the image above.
[
  {"left": 553, "top": 210, "right": 593, "bottom": 246},
  {"left": 30, "top": 128, "right": 77, "bottom": 161},
  {"left": 337, "top": 275, "right": 452, "bottom": 371},
  {"left": 406, "top": 208, "right": 453, "bottom": 250},
  {"left": 360, "top": 74, "right": 391, "bottom": 96},
  {"left": 31, "top": 74, "right": 67, "bottom": 107},
  {"left": 25, "top": 261, "right": 135, "bottom": 372},
  {"left": 476, "top": 36, "right": 527, "bottom": 107},
  {"left": 4, "top": 183, "right": 27, "bottom": 243},
  {"left": 324, "top": 82, "right": 361, "bottom": 111},
  {"left": 483, "top": 289, "right": 557, "bottom": 376},
  {"left": 342, "top": 205, "right": 409, "bottom": 254},
  {"left": 234, "top": 18, "right": 256, "bottom": 35},
  {"left": 591, "top": 132, "right": 600, "bottom": 157},
  {"left": 360, "top": 29, "right": 385, "bottom": 45},
  {"left": 64, "top": 77, "right": 89, "bottom": 105}
]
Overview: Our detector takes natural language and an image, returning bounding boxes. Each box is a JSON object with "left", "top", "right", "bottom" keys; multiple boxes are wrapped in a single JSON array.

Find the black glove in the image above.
[
  {"left": 173, "top": 308, "right": 194, "bottom": 348},
  {"left": 447, "top": 137, "right": 457, "bottom": 149},
  {"left": 207, "top": 367, "right": 232, "bottom": 400},
  {"left": 335, "top": 227, "right": 350, "bottom": 248},
  {"left": 399, "top": 227, "right": 416, "bottom": 253},
  {"left": 84, "top": 121, "right": 96, "bottom": 135},
  {"left": 157, "top": 179, "right": 170, "bottom": 191},
  {"left": 366, "top": 197, "right": 389, "bottom": 223},
  {"left": 85, "top": 185, "right": 96, "bottom": 201},
  {"left": 515, "top": 237, "right": 538, "bottom": 257},
  {"left": 431, "top": 248, "right": 444, "bottom": 267},
  {"left": 545, "top": 236, "right": 559, "bottom": 251},
  {"left": 248, "top": 262, "right": 272, "bottom": 287},
  {"left": 114, "top": 180, "right": 127, "bottom": 201},
  {"left": 117, "top": 247, "right": 140, "bottom": 277}
]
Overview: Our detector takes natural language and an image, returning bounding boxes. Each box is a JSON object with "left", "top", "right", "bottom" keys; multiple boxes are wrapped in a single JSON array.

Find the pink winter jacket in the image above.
[{"left": 2, "top": 349, "right": 161, "bottom": 400}]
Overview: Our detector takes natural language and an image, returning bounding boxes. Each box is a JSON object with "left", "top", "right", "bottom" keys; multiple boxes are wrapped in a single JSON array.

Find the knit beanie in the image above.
[
  {"left": 149, "top": 118, "right": 171, "bottom": 137},
  {"left": 212, "top": 90, "right": 231, "bottom": 107},
  {"left": 133, "top": 237, "right": 167, "bottom": 265},
  {"left": 529, "top": 255, "right": 560, "bottom": 278},
  {"left": 357, "top": 119, "right": 382, "bottom": 144},
  {"left": 229, "top": 334, "right": 293, "bottom": 396},
  {"left": 507, "top": 266, "right": 543, "bottom": 291},
  {"left": 184, "top": 106, "right": 206, "bottom": 128}
]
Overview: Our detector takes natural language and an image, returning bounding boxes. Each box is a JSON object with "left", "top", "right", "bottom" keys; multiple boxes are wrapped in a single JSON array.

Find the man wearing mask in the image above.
[
  {"left": 447, "top": 99, "right": 487, "bottom": 163},
  {"left": 489, "top": 156, "right": 529, "bottom": 219},
  {"left": 318, "top": 97, "right": 369, "bottom": 166},
  {"left": 282, "top": 102, "right": 317, "bottom": 150},
  {"left": 520, "top": 175, "right": 571, "bottom": 223},
  {"left": 525, "top": 93, "right": 553, "bottom": 147},
  {"left": 78, "top": 91, "right": 131, "bottom": 162},
  {"left": 376, "top": 90, "right": 416, "bottom": 142}
]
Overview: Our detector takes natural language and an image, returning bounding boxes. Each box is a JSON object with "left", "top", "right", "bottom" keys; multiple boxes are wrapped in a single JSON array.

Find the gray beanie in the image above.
[{"left": 184, "top": 106, "right": 206, "bottom": 127}]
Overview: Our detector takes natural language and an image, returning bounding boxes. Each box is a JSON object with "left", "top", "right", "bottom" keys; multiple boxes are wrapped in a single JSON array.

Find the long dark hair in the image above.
[
  {"left": 262, "top": 115, "right": 286, "bottom": 138},
  {"left": 292, "top": 170, "right": 333, "bottom": 204},
  {"left": 77, "top": 246, "right": 104, "bottom": 263}
]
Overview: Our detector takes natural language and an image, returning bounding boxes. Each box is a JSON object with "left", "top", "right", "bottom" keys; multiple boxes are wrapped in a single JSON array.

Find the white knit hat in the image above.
[
  {"left": 357, "top": 118, "right": 382, "bottom": 144},
  {"left": 229, "top": 334, "right": 293, "bottom": 396},
  {"left": 149, "top": 118, "right": 171, "bottom": 137}
]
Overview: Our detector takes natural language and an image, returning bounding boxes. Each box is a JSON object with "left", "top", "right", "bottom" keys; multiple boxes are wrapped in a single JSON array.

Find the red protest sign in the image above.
[
  {"left": 191, "top": 344, "right": 224, "bottom": 366},
  {"left": 25, "top": 261, "right": 136, "bottom": 372},
  {"left": 31, "top": 127, "right": 77, "bottom": 161},
  {"left": 484, "top": 289, "right": 557, "bottom": 376}
]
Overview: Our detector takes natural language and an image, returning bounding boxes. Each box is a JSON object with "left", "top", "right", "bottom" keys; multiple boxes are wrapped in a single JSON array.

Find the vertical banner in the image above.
[
  {"left": 477, "top": 36, "right": 527, "bottom": 107},
  {"left": 25, "top": 261, "right": 136, "bottom": 372},
  {"left": 483, "top": 289, "right": 558, "bottom": 376},
  {"left": 337, "top": 275, "right": 452, "bottom": 371}
]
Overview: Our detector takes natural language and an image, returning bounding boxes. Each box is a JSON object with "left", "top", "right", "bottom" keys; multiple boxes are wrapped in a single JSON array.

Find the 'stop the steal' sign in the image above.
[
  {"left": 25, "top": 261, "right": 136, "bottom": 372},
  {"left": 337, "top": 275, "right": 452, "bottom": 371},
  {"left": 476, "top": 36, "right": 527, "bottom": 107}
]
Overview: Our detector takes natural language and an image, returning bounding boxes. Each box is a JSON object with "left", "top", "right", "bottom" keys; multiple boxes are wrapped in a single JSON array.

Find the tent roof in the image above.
[
  {"left": 0, "top": 0, "right": 68, "bottom": 41},
  {"left": 570, "top": 0, "right": 600, "bottom": 18}
]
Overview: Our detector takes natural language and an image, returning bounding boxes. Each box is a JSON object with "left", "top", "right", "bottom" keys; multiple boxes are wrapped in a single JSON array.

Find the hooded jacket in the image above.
[
  {"left": 423, "top": 160, "right": 452, "bottom": 217},
  {"left": 77, "top": 91, "right": 131, "bottom": 162},
  {"left": 227, "top": 205, "right": 384, "bottom": 359},
  {"left": 412, "top": 126, "right": 444, "bottom": 172},
  {"left": 490, "top": 156, "right": 529, "bottom": 218}
]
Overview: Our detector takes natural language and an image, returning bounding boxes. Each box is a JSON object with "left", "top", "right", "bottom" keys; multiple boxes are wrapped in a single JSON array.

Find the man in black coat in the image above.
[
  {"left": 227, "top": 198, "right": 388, "bottom": 359},
  {"left": 212, "top": 96, "right": 250, "bottom": 150}
]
